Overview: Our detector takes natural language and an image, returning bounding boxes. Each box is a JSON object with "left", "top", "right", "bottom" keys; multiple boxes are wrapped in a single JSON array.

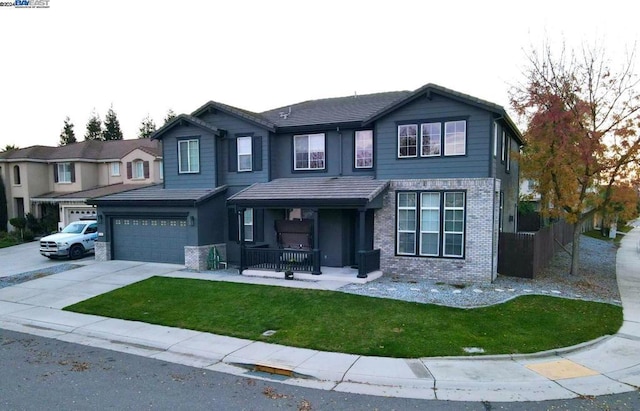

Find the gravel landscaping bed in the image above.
[
  {"left": 339, "top": 235, "right": 622, "bottom": 308},
  {"left": 0, "top": 264, "right": 81, "bottom": 289}
]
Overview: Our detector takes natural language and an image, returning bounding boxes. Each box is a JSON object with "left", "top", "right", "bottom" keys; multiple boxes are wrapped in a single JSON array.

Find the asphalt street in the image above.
[{"left": 1, "top": 329, "right": 639, "bottom": 410}]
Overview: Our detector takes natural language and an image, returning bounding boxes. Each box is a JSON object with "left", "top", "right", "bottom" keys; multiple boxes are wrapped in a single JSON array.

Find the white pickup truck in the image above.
[{"left": 39, "top": 220, "right": 98, "bottom": 259}]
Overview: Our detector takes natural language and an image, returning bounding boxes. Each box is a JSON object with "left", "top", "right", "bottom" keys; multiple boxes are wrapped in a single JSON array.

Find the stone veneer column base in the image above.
[
  {"left": 185, "top": 243, "right": 227, "bottom": 271},
  {"left": 95, "top": 242, "right": 111, "bottom": 261},
  {"left": 374, "top": 178, "right": 500, "bottom": 284}
]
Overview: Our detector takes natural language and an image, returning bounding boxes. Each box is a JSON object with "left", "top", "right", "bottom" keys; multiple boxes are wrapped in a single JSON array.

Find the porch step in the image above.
[{"left": 242, "top": 268, "right": 383, "bottom": 284}]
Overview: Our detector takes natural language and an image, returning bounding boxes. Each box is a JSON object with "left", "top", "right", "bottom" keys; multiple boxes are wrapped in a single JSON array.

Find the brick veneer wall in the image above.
[
  {"left": 185, "top": 243, "right": 227, "bottom": 271},
  {"left": 374, "top": 178, "right": 500, "bottom": 284},
  {"left": 95, "top": 241, "right": 110, "bottom": 261}
]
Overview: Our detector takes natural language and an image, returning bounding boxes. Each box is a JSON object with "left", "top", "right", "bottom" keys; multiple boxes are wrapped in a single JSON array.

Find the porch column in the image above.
[
  {"left": 357, "top": 208, "right": 368, "bottom": 278},
  {"left": 238, "top": 207, "right": 245, "bottom": 274},
  {"left": 312, "top": 208, "right": 321, "bottom": 275}
]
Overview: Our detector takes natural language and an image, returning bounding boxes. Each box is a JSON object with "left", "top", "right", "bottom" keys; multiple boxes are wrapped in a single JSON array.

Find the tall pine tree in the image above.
[
  {"left": 59, "top": 116, "right": 77, "bottom": 146},
  {"left": 163, "top": 109, "right": 176, "bottom": 125},
  {"left": 103, "top": 105, "right": 123, "bottom": 141},
  {"left": 138, "top": 114, "right": 156, "bottom": 138},
  {"left": 85, "top": 110, "right": 103, "bottom": 141}
]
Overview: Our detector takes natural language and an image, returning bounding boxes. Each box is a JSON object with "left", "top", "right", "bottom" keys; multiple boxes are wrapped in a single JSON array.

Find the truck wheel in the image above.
[{"left": 69, "top": 244, "right": 84, "bottom": 260}]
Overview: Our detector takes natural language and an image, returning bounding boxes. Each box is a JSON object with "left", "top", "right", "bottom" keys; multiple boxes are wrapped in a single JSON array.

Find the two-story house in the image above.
[
  {"left": 89, "top": 83, "right": 522, "bottom": 283},
  {"left": 0, "top": 139, "right": 162, "bottom": 231}
]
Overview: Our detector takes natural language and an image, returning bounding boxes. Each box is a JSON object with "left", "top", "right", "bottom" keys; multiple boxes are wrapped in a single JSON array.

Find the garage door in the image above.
[{"left": 112, "top": 217, "right": 187, "bottom": 264}]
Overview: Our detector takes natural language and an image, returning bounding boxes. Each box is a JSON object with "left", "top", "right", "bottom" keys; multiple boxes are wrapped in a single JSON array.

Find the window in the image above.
[
  {"left": 294, "top": 133, "right": 325, "bottom": 170},
  {"left": 241, "top": 208, "right": 253, "bottom": 242},
  {"left": 397, "top": 192, "right": 417, "bottom": 255},
  {"left": 421, "top": 123, "right": 441, "bottom": 157},
  {"left": 13, "top": 165, "right": 20, "bottom": 185},
  {"left": 444, "top": 120, "right": 466, "bottom": 156},
  {"left": 178, "top": 139, "right": 200, "bottom": 173},
  {"left": 501, "top": 131, "right": 506, "bottom": 162},
  {"left": 493, "top": 122, "right": 498, "bottom": 158},
  {"left": 159, "top": 161, "right": 164, "bottom": 180},
  {"left": 237, "top": 136, "right": 252, "bottom": 172},
  {"left": 505, "top": 136, "right": 511, "bottom": 172},
  {"left": 132, "top": 160, "right": 144, "bottom": 179},
  {"left": 443, "top": 192, "right": 465, "bottom": 257},
  {"left": 355, "top": 130, "right": 373, "bottom": 168},
  {"left": 111, "top": 162, "right": 120, "bottom": 176},
  {"left": 396, "top": 191, "right": 466, "bottom": 258},
  {"left": 398, "top": 124, "right": 417, "bottom": 158},
  {"left": 57, "top": 163, "right": 72, "bottom": 183}
]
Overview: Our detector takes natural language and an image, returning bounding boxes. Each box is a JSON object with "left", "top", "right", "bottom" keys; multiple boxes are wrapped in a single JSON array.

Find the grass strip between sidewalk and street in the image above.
[{"left": 64, "top": 276, "right": 622, "bottom": 358}]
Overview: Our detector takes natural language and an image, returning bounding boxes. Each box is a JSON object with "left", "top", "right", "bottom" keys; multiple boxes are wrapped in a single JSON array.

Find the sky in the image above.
[{"left": 1, "top": 0, "right": 639, "bottom": 148}]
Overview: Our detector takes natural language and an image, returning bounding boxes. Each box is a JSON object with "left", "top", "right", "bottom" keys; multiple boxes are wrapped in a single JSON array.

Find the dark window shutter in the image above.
[
  {"left": 228, "top": 139, "right": 237, "bottom": 172},
  {"left": 53, "top": 164, "right": 58, "bottom": 183},
  {"left": 228, "top": 208, "right": 239, "bottom": 241},
  {"left": 126, "top": 162, "right": 132, "bottom": 179},
  {"left": 254, "top": 208, "right": 264, "bottom": 242},
  {"left": 252, "top": 136, "right": 262, "bottom": 171},
  {"left": 143, "top": 161, "right": 150, "bottom": 178},
  {"left": 70, "top": 163, "right": 76, "bottom": 183}
]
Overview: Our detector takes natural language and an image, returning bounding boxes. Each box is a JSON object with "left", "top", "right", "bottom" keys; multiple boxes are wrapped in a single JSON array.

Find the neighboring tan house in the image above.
[
  {"left": 89, "top": 83, "right": 522, "bottom": 284},
  {"left": 0, "top": 139, "right": 162, "bottom": 231}
]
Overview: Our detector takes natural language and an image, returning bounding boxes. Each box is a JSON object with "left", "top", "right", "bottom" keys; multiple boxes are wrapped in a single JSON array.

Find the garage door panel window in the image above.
[{"left": 396, "top": 190, "right": 466, "bottom": 258}]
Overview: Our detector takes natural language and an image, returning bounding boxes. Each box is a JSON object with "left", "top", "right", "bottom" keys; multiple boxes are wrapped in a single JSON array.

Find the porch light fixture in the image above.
[
  {"left": 189, "top": 216, "right": 195, "bottom": 226},
  {"left": 97, "top": 215, "right": 103, "bottom": 223}
]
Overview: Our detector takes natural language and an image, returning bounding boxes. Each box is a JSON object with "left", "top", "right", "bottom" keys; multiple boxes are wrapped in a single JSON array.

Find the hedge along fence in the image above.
[{"left": 498, "top": 220, "right": 574, "bottom": 279}]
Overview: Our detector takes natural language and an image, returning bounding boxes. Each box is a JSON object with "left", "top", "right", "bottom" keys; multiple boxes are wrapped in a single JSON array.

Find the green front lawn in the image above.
[{"left": 64, "top": 277, "right": 622, "bottom": 358}]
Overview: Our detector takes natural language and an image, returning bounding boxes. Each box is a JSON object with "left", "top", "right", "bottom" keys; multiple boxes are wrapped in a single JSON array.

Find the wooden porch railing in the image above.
[
  {"left": 357, "top": 249, "right": 380, "bottom": 278},
  {"left": 243, "top": 247, "right": 321, "bottom": 274}
]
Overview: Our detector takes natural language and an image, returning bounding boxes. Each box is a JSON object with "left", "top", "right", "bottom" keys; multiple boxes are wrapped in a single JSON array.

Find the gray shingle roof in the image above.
[
  {"left": 191, "top": 101, "right": 276, "bottom": 131},
  {"left": 0, "top": 139, "right": 161, "bottom": 161},
  {"left": 260, "top": 91, "right": 410, "bottom": 128},
  {"left": 88, "top": 184, "right": 228, "bottom": 206},
  {"left": 150, "top": 114, "right": 220, "bottom": 140},
  {"left": 228, "top": 177, "right": 389, "bottom": 207},
  {"left": 31, "top": 183, "right": 156, "bottom": 202}
]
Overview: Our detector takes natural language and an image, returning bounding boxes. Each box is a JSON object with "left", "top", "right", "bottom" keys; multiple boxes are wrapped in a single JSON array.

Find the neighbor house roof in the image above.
[
  {"left": 260, "top": 91, "right": 410, "bottom": 129},
  {"left": 88, "top": 184, "right": 228, "bottom": 207},
  {"left": 0, "top": 139, "right": 161, "bottom": 162},
  {"left": 227, "top": 177, "right": 389, "bottom": 208},
  {"left": 31, "top": 183, "right": 156, "bottom": 203}
]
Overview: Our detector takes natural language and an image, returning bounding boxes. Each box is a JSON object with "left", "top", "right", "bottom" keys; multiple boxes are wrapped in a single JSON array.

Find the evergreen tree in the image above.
[
  {"left": 103, "top": 105, "right": 123, "bottom": 141},
  {"left": 58, "top": 116, "right": 77, "bottom": 146},
  {"left": 138, "top": 114, "right": 156, "bottom": 138},
  {"left": 163, "top": 109, "right": 176, "bottom": 125},
  {"left": 1, "top": 144, "right": 18, "bottom": 152},
  {"left": 0, "top": 178, "right": 7, "bottom": 232},
  {"left": 84, "top": 110, "right": 103, "bottom": 141}
]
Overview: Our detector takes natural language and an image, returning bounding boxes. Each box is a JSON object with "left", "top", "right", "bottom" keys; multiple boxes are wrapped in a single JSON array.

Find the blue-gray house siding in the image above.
[{"left": 162, "top": 125, "right": 217, "bottom": 189}]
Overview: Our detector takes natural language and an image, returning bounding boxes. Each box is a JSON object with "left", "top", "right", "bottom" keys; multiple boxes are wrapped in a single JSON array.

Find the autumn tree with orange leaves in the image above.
[{"left": 511, "top": 42, "right": 640, "bottom": 276}]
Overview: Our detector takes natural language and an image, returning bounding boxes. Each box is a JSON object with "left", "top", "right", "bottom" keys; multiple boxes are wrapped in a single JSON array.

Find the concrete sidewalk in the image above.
[{"left": 1, "top": 233, "right": 639, "bottom": 402}]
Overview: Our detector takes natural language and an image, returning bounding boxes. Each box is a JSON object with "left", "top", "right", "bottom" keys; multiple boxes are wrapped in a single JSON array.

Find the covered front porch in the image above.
[{"left": 227, "top": 176, "right": 389, "bottom": 280}]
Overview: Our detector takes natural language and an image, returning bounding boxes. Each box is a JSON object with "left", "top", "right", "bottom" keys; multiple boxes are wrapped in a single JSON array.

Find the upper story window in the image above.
[
  {"left": 237, "top": 136, "right": 252, "bottom": 172},
  {"left": 178, "top": 139, "right": 200, "bottom": 173},
  {"left": 493, "top": 122, "right": 499, "bottom": 158},
  {"left": 421, "top": 123, "right": 441, "bottom": 157},
  {"left": 355, "top": 130, "right": 373, "bottom": 169},
  {"left": 13, "top": 165, "right": 20, "bottom": 185},
  {"left": 505, "top": 135, "right": 511, "bottom": 172},
  {"left": 501, "top": 131, "right": 506, "bottom": 162},
  {"left": 57, "top": 162, "right": 72, "bottom": 183},
  {"left": 443, "top": 120, "right": 466, "bottom": 156},
  {"left": 132, "top": 160, "right": 144, "bottom": 179},
  {"left": 398, "top": 124, "right": 417, "bottom": 158},
  {"left": 111, "top": 162, "right": 120, "bottom": 176},
  {"left": 294, "top": 133, "right": 325, "bottom": 170}
]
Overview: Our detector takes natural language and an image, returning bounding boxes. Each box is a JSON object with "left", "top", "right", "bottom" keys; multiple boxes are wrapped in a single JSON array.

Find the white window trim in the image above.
[
  {"left": 501, "top": 131, "right": 506, "bottom": 162},
  {"left": 178, "top": 139, "right": 199, "bottom": 174},
  {"left": 111, "top": 162, "right": 120, "bottom": 177},
  {"left": 420, "top": 122, "right": 442, "bottom": 157},
  {"left": 397, "top": 124, "right": 418, "bottom": 158},
  {"left": 443, "top": 192, "right": 465, "bottom": 258},
  {"left": 240, "top": 208, "right": 254, "bottom": 242},
  {"left": 396, "top": 193, "right": 417, "bottom": 255},
  {"left": 132, "top": 160, "right": 144, "bottom": 179},
  {"left": 159, "top": 161, "right": 164, "bottom": 180},
  {"left": 443, "top": 120, "right": 466, "bottom": 156},
  {"left": 294, "top": 133, "right": 325, "bottom": 170},
  {"left": 355, "top": 130, "right": 373, "bottom": 169},
  {"left": 506, "top": 136, "right": 511, "bottom": 172},
  {"left": 237, "top": 136, "right": 252, "bottom": 172},
  {"left": 419, "top": 192, "right": 440, "bottom": 256},
  {"left": 57, "top": 162, "right": 72, "bottom": 183},
  {"left": 493, "top": 122, "right": 498, "bottom": 158}
]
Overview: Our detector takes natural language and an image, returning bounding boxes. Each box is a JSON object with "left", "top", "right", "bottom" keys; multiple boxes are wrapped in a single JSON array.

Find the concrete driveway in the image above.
[{"left": 0, "top": 241, "right": 99, "bottom": 278}]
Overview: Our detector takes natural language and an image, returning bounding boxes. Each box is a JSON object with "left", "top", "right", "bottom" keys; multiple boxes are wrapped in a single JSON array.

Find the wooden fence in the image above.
[{"left": 498, "top": 220, "right": 574, "bottom": 278}]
